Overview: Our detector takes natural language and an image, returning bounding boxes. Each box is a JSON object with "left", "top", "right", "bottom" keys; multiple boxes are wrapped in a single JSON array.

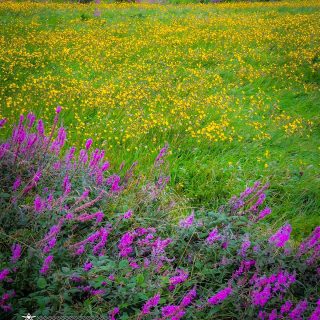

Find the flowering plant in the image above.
[{"left": 0, "top": 111, "right": 319, "bottom": 319}]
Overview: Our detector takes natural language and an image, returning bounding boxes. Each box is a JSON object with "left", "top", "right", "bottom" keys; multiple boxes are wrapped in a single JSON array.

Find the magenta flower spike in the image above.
[{"left": 208, "top": 287, "right": 232, "bottom": 305}]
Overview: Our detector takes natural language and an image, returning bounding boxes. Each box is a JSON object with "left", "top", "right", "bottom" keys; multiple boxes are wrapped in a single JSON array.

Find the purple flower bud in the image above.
[
  {"left": 36, "top": 119, "right": 45, "bottom": 135},
  {"left": 0, "top": 118, "right": 7, "bottom": 128},
  {"left": 27, "top": 113, "right": 36, "bottom": 128},
  {"left": 257, "top": 207, "right": 272, "bottom": 220},
  {"left": 63, "top": 175, "right": 71, "bottom": 195},
  {"left": 122, "top": 209, "right": 133, "bottom": 219},
  {"left": 85, "top": 138, "right": 93, "bottom": 150},
  {"left": 101, "top": 161, "right": 110, "bottom": 171},
  {"left": 83, "top": 261, "right": 93, "bottom": 272},
  {"left": 79, "top": 149, "right": 88, "bottom": 163},
  {"left": 33, "top": 170, "right": 42, "bottom": 183},
  {"left": 56, "top": 106, "right": 62, "bottom": 114}
]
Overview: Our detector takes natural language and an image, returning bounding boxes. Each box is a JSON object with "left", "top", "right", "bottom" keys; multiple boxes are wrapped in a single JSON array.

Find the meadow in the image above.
[
  {"left": 0, "top": 1, "right": 320, "bottom": 318},
  {"left": 0, "top": 1, "right": 320, "bottom": 235}
]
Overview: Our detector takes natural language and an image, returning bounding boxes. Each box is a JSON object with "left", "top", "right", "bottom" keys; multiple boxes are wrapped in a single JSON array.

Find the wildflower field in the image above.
[
  {"left": 1, "top": 0, "right": 320, "bottom": 234},
  {"left": 0, "top": 0, "right": 320, "bottom": 319}
]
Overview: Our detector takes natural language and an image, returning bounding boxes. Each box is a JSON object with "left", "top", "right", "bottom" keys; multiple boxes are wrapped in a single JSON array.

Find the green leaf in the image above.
[
  {"left": 0, "top": 192, "right": 10, "bottom": 198},
  {"left": 120, "top": 313, "right": 129, "bottom": 320},
  {"left": 119, "top": 259, "right": 129, "bottom": 269},
  {"left": 136, "top": 273, "right": 144, "bottom": 285},
  {"left": 61, "top": 267, "right": 70, "bottom": 273},
  {"left": 160, "top": 297, "right": 167, "bottom": 304},
  {"left": 37, "top": 277, "right": 47, "bottom": 289}
]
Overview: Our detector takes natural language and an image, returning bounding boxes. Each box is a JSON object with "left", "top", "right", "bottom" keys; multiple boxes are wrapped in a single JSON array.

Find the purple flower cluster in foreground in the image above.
[
  {"left": 0, "top": 111, "right": 319, "bottom": 319},
  {"left": 250, "top": 271, "right": 296, "bottom": 307}
]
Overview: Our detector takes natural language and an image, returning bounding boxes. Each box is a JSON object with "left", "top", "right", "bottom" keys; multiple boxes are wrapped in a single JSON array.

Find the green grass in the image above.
[{"left": 0, "top": 0, "right": 319, "bottom": 238}]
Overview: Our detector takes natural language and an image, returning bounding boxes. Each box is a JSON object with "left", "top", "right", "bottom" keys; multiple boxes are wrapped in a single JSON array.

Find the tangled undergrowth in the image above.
[{"left": 0, "top": 109, "right": 319, "bottom": 319}]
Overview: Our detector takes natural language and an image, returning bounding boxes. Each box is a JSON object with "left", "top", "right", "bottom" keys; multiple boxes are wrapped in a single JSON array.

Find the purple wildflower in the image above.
[
  {"left": 141, "top": 293, "right": 160, "bottom": 315},
  {"left": 152, "top": 237, "right": 172, "bottom": 256},
  {"left": 101, "top": 161, "right": 110, "bottom": 171},
  {"left": 12, "top": 177, "right": 21, "bottom": 191},
  {"left": 65, "top": 213, "right": 73, "bottom": 220},
  {"left": 251, "top": 271, "right": 295, "bottom": 307},
  {"left": 0, "top": 143, "right": 10, "bottom": 159},
  {"left": 36, "top": 119, "right": 45, "bottom": 135},
  {"left": 252, "top": 284, "right": 271, "bottom": 307},
  {"left": 109, "top": 307, "right": 119, "bottom": 320},
  {"left": 56, "top": 106, "right": 62, "bottom": 114},
  {"left": 85, "top": 138, "right": 93, "bottom": 150},
  {"left": 179, "top": 212, "right": 194, "bottom": 228},
  {"left": 0, "top": 118, "right": 7, "bottom": 128},
  {"left": 206, "top": 227, "right": 221, "bottom": 245},
  {"left": 161, "top": 305, "right": 185, "bottom": 319},
  {"left": 43, "top": 237, "right": 57, "bottom": 254},
  {"left": 280, "top": 300, "right": 293, "bottom": 314},
  {"left": 34, "top": 195, "right": 44, "bottom": 213},
  {"left": 289, "top": 300, "right": 308, "bottom": 320},
  {"left": 90, "top": 288, "right": 105, "bottom": 296},
  {"left": 33, "top": 170, "right": 42, "bottom": 183},
  {"left": 77, "top": 211, "right": 104, "bottom": 224},
  {"left": 169, "top": 269, "right": 188, "bottom": 289},
  {"left": 92, "top": 228, "right": 109, "bottom": 255},
  {"left": 118, "top": 232, "right": 134, "bottom": 257},
  {"left": 106, "top": 174, "right": 122, "bottom": 193},
  {"left": 240, "top": 235, "right": 251, "bottom": 257},
  {"left": 232, "top": 260, "right": 255, "bottom": 279},
  {"left": 27, "top": 112, "right": 36, "bottom": 128},
  {"left": 0, "top": 269, "right": 10, "bottom": 281},
  {"left": 269, "top": 224, "right": 292, "bottom": 248},
  {"left": 298, "top": 226, "right": 320, "bottom": 256},
  {"left": 79, "top": 149, "right": 88, "bottom": 163},
  {"left": 75, "top": 245, "right": 85, "bottom": 255},
  {"left": 180, "top": 288, "right": 197, "bottom": 307},
  {"left": 65, "top": 146, "right": 76, "bottom": 163},
  {"left": 0, "top": 290, "right": 15, "bottom": 313},
  {"left": 268, "top": 309, "right": 278, "bottom": 320},
  {"left": 257, "top": 207, "right": 272, "bottom": 220},
  {"left": 309, "top": 299, "right": 320, "bottom": 320},
  {"left": 63, "top": 175, "right": 71, "bottom": 195},
  {"left": 155, "top": 143, "right": 169, "bottom": 166},
  {"left": 122, "top": 209, "right": 133, "bottom": 219},
  {"left": 208, "top": 287, "right": 232, "bottom": 305},
  {"left": 83, "top": 261, "right": 93, "bottom": 272},
  {"left": 129, "top": 260, "right": 139, "bottom": 269},
  {"left": 10, "top": 243, "right": 22, "bottom": 264},
  {"left": 40, "top": 255, "right": 54, "bottom": 275}
]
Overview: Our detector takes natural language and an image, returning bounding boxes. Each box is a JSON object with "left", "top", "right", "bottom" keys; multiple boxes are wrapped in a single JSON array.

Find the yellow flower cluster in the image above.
[{"left": 0, "top": 1, "right": 319, "bottom": 154}]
